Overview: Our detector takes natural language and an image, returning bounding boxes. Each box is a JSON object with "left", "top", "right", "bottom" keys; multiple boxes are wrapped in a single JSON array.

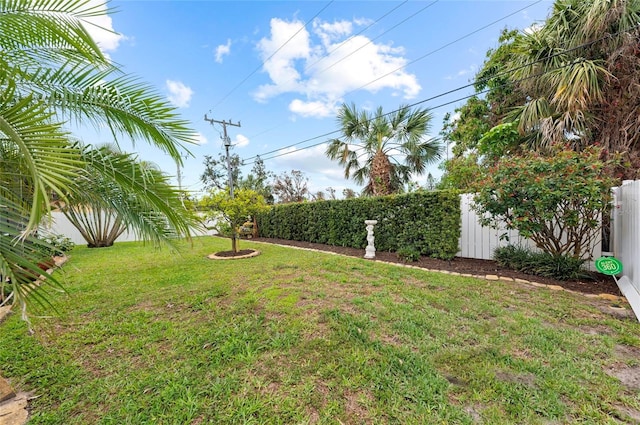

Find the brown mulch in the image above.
[
  {"left": 213, "top": 249, "right": 257, "bottom": 258},
  {"left": 253, "top": 238, "right": 622, "bottom": 297}
]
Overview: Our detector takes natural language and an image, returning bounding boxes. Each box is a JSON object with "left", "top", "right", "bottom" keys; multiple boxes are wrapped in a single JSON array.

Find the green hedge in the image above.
[{"left": 256, "top": 191, "right": 461, "bottom": 260}]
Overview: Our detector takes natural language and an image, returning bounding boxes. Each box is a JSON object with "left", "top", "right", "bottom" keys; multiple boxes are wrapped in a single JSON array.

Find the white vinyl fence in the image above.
[
  {"left": 41, "top": 211, "right": 213, "bottom": 245},
  {"left": 458, "top": 194, "right": 602, "bottom": 268},
  {"left": 611, "top": 181, "right": 640, "bottom": 319},
  {"left": 458, "top": 193, "right": 537, "bottom": 260}
]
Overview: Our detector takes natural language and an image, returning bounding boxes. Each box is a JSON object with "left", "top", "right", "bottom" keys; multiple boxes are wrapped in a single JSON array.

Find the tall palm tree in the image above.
[
  {"left": 0, "top": 0, "right": 199, "bottom": 320},
  {"left": 506, "top": 0, "right": 640, "bottom": 176},
  {"left": 326, "top": 103, "right": 441, "bottom": 196}
]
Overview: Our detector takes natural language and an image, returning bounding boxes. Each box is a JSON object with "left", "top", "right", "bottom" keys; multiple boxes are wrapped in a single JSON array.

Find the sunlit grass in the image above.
[{"left": 1, "top": 236, "right": 639, "bottom": 424}]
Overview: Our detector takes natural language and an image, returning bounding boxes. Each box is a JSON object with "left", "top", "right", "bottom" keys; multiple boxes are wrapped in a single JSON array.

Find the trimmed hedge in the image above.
[{"left": 256, "top": 191, "right": 461, "bottom": 260}]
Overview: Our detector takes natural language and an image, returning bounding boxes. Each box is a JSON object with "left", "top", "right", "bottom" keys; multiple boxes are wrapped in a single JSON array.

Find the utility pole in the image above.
[
  {"left": 204, "top": 114, "right": 241, "bottom": 252},
  {"left": 204, "top": 115, "right": 241, "bottom": 198},
  {"left": 176, "top": 152, "right": 188, "bottom": 208}
]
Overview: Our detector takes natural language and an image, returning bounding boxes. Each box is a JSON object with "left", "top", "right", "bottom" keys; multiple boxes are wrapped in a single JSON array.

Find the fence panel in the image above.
[
  {"left": 458, "top": 194, "right": 601, "bottom": 269},
  {"left": 41, "top": 211, "right": 213, "bottom": 246},
  {"left": 458, "top": 193, "right": 535, "bottom": 260},
  {"left": 612, "top": 181, "right": 640, "bottom": 320},
  {"left": 613, "top": 181, "right": 640, "bottom": 289}
]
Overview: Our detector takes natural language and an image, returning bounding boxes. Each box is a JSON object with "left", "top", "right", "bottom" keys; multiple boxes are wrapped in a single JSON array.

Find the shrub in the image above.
[
  {"left": 42, "top": 234, "right": 75, "bottom": 256},
  {"left": 494, "top": 245, "right": 588, "bottom": 281},
  {"left": 397, "top": 246, "right": 421, "bottom": 262},
  {"left": 474, "top": 146, "right": 616, "bottom": 260},
  {"left": 256, "top": 191, "right": 461, "bottom": 260}
]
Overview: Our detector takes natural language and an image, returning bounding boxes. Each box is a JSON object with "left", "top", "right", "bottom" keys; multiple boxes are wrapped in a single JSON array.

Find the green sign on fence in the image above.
[{"left": 595, "top": 257, "right": 623, "bottom": 276}]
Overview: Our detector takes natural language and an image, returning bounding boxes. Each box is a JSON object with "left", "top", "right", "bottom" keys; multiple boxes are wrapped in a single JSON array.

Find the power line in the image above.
[
  {"left": 208, "top": 1, "right": 334, "bottom": 112},
  {"left": 242, "top": 54, "right": 605, "bottom": 166},
  {"left": 308, "top": 1, "right": 438, "bottom": 79},
  {"left": 244, "top": 0, "right": 541, "bottom": 147},
  {"left": 302, "top": 1, "right": 409, "bottom": 75},
  {"left": 352, "top": 0, "right": 543, "bottom": 95},
  {"left": 245, "top": 1, "right": 411, "bottom": 141},
  {"left": 244, "top": 18, "right": 637, "bottom": 163}
]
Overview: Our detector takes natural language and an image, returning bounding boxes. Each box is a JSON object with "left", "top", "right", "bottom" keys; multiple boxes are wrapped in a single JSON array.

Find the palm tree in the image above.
[
  {"left": 505, "top": 0, "right": 640, "bottom": 176},
  {"left": 59, "top": 145, "right": 197, "bottom": 248},
  {"left": 326, "top": 103, "right": 441, "bottom": 196},
  {"left": 0, "top": 0, "right": 199, "bottom": 320}
]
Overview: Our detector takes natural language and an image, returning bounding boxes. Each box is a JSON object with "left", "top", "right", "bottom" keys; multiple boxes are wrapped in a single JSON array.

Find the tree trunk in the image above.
[
  {"left": 231, "top": 231, "right": 238, "bottom": 253},
  {"left": 370, "top": 150, "right": 393, "bottom": 196}
]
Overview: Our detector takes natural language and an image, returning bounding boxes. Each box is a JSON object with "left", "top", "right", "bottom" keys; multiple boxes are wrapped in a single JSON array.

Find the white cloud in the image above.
[
  {"left": 166, "top": 80, "right": 193, "bottom": 108},
  {"left": 271, "top": 144, "right": 356, "bottom": 194},
  {"left": 253, "top": 17, "right": 420, "bottom": 118},
  {"left": 273, "top": 144, "right": 342, "bottom": 177},
  {"left": 233, "top": 134, "right": 250, "bottom": 148},
  {"left": 289, "top": 99, "right": 338, "bottom": 118},
  {"left": 445, "top": 64, "right": 477, "bottom": 81},
  {"left": 215, "top": 39, "right": 232, "bottom": 63},
  {"left": 524, "top": 23, "right": 543, "bottom": 35},
  {"left": 83, "top": 0, "right": 124, "bottom": 53},
  {"left": 194, "top": 132, "right": 208, "bottom": 145}
]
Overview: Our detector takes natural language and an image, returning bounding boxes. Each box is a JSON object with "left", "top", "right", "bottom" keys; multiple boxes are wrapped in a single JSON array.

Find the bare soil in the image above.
[{"left": 254, "top": 238, "right": 622, "bottom": 297}]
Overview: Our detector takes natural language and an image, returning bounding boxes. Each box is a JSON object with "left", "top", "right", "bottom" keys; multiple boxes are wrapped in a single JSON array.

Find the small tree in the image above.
[
  {"left": 202, "top": 188, "right": 268, "bottom": 253},
  {"left": 272, "top": 170, "right": 309, "bottom": 203},
  {"left": 474, "top": 146, "right": 616, "bottom": 260}
]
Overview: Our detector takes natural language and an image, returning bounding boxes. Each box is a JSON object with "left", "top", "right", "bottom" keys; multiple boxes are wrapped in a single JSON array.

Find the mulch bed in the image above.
[
  {"left": 253, "top": 237, "right": 622, "bottom": 297},
  {"left": 213, "top": 249, "right": 257, "bottom": 258}
]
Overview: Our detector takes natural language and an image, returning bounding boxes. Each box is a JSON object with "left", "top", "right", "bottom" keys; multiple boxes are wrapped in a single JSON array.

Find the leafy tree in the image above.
[
  {"left": 201, "top": 189, "right": 268, "bottom": 253},
  {"left": 500, "top": 0, "right": 640, "bottom": 178},
  {"left": 441, "top": 96, "right": 492, "bottom": 158},
  {"left": 201, "top": 152, "right": 243, "bottom": 191},
  {"left": 201, "top": 154, "right": 275, "bottom": 204},
  {"left": 238, "top": 156, "right": 274, "bottom": 204},
  {"left": 326, "top": 103, "right": 441, "bottom": 196},
  {"left": 438, "top": 30, "right": 527, "bottom": 190},
  {"left": 272, "top": 170, "right": 309, "bottom": 203},
  {"left": 0, "top": 0, "right": 198, "bottom": 318},
  {"left": 474, "top": 146, "right": 616, "bottom": 259},
  {"left": 437, "top": 154, "right": 484, "bottom": 192},
  {"left": 342, "top": 188, "right": 358, "bottom": 199}
]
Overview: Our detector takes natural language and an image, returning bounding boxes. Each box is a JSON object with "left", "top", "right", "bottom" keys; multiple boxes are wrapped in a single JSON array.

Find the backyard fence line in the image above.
[
  {"left": 44, "top": 194, "right": 606, "bottom": 270},
  {"left": 612, "top": 181, "right": 640, "bottom": 313},
  {"left": 40, "top": 211, "right": 213, "bottom": 245},
  {"left": 458, "top": 193, "right": 602, "bottom": 270}
]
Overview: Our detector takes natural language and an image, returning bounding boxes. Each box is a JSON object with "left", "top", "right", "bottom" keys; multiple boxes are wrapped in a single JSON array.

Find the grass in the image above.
[{"left": 1, "top": 236, "right": 640, "bottom": 424}]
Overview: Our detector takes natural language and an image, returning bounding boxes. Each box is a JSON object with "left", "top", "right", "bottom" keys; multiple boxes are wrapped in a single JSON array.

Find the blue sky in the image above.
[{"left": 83, "top": 0, "right": 553, "bottom": 198}]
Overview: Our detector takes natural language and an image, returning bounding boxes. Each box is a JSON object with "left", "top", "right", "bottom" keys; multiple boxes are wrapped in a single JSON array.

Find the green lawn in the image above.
[{"left": 1, "top": 237, "right": 639, "bottom": 424}]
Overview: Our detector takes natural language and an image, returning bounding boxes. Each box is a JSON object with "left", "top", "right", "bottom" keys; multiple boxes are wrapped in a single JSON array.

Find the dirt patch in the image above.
[
  {"left": 605, "top": 365, "right": 640, "bottom": 390},
  {"left": 254, "top": 238, "right": 621, "bottom": 297},
  {"left": 495, "top": 370, "right": 538, "bottom": 388}
]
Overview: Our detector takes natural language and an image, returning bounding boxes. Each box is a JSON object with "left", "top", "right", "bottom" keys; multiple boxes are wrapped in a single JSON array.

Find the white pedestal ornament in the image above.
[{"left": 364, "top": 220, "right": 378, "bottom": 259}]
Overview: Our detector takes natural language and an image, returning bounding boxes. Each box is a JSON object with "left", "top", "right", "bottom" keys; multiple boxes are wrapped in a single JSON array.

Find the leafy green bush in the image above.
[
  {"left": 397, "top": 246, "right": 421, "bottom": 262},
  {"left": 494, "top": 245, "right": 534, "bottom": 270},
  {"left": 42, "top": 233, "right": 75, "bottom": 257},
  {"left": 475, "top": 146, "right": 616, "bottom": 260},
  {"left": 494, "top": 245, "right": 588, "bottom": 281},
  {"left": 257, "top": 191, "right": 461, "bottom": 260}
]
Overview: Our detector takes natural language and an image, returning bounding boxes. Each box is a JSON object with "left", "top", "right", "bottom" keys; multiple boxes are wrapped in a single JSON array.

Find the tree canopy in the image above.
[
  {"left": 326, "top": 103, "right": 441, "bottom": 196},
  {"left": 0, "top": 0, "right": 199, "bottom": 319}
]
